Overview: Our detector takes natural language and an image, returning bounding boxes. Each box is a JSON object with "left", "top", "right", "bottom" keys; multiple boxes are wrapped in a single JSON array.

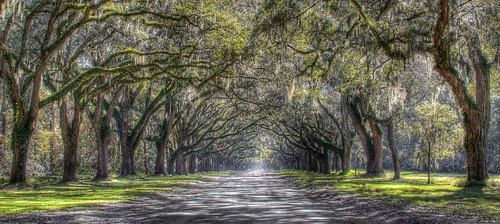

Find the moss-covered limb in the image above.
[
  {"left": 0, "top": 42, "right": 17, "bottom": 68},
  {"left": 205, "top": 117, "right": 265, "bottom": 142},
  {"left": 188, "top": 134, "right": 249, "bottom": 155},
  {"left": 0, "top": 62, "right": 24, "bottom": 115},
  {"left": 61, "top": 30, "right": 105, "bottom": 76},
  {"left": 307, "top": 131, "right": 344, "bottom": 156},
  {"left": 42, "top": 5, "right": 103, "bottom": 57},
  {"left": 81, "top": 74, "right": 128, "bottom": 105},
  {"left": 289, "top": 127, "right": 324, "bottom": 156},
  {"left": 128, "top": 84, "right": 176, "bottom": 144},
  {"left": 39, "top": 60, "right": 156, "bottom": 107},
  {"left": 100, "top": 48, "right": 185, "bottom": 67},
  {"left": 316, "top": 98, "right": 345, "bottom": 135},
  {"left": 304, "top": 128, "right": 336, "bottom": 158},
  {"left": 13, "top": 1, "right": 48, "bottom": 75},
  {"left": 348, "top": 0, "right": 406, "bottom": 60},
  {"left": 96, "top": 8, "right": 185, "bottom": 23}
]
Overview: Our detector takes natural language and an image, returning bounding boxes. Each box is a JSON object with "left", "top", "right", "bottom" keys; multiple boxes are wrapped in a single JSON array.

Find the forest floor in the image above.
[{"left": 0, "top": 170, "right": 496, "bottom": 223}]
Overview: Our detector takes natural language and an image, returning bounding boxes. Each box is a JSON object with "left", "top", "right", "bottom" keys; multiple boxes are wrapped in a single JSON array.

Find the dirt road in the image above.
[{"left": 0, "top": 170, "right": 489, "bottom": 223}]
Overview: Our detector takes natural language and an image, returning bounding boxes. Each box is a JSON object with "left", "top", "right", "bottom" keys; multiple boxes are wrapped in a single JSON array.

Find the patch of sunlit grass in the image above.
[
  {"left": 279, "top": 170, "right": 500, "bottom": 220},
  {"left": 0, "top": 172, "right": 229, "bottom": 216}
]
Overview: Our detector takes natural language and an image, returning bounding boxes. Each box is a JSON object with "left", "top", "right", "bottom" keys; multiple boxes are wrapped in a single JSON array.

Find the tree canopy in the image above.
[{"left": 0, "top": 0, "right": 498, "bottom": 186}]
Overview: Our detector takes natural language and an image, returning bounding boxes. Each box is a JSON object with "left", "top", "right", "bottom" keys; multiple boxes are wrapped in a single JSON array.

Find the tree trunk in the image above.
[
  {"left": 61, "top": 99, "right": 82, "bottom": 182},
  {"left": 0, "top": 88, "right": 7, "bottom": 136},
  {"left": 92, "top": 87, "right": 122, "bottom": 181},
  {"left": 368, "top": 120, "right": 383, "bottom": 174},
  {"left": 316, "top": 152, "right": 330, "bottom": 174},
  {"left": 167, "top": 156, "right": 175, "bottom": 175},
  {"left": 433, "top": 0, "right": 489, "bottom": 183},
  {"left": 188, "top": 153, "right": 197, "bottom": 174},
  {"left": 427, "top": 142, "right": 431, "bottom": 184},
  {"left": 347, "top": 100, "right": 383, "bottom": 174},
  {"left": 305, "top": 151, "right": 312, "bottom": 171},
  {"left": 175, "top": 151, "right": 188, "bottom": 175},
  {"left": 119, "top": 91, "right": 133, "bottom": 177},
  {"left": 154, "top": 105, "right": 176, "bottom": 175},
  {"left": 120, "top": 143, "right": 133, "bottom": 176},
  {"left": 49, "top": 104, "right": 58, "bottom": 175},
  {"left": 341, "top": 96, "right": 351, "bottom": 173},
  {"left": 95, "top": 136, "right": 109, "bottom": 180},
  {"left": 10, "top": 121, "right": 32, "bottom": 183},
  {"left": 154, "top": 141, "right": 166, "bottom": 175},
  {"left": 335, "top": 153, "right": 341, "bottom": 172},
  {"left": 143, "top": 141, "right": 149, "bottom": 174},
  {"left": 387, "top": 122, "right": 400, "bottom": 180}
]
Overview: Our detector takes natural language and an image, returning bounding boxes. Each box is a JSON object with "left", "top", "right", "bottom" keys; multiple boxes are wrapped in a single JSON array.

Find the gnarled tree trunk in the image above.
[
  {"left": 347, "top": 100, "right": 384, "bottom": 174},
  {"left": 433, "top": 0, "right": 489, "bottom": 183},
  {"left": 10, "top": 118, "right": 33, "bottom": 183},
  {"left": 91, "top": 86, "right": 123, "bottom": 181},
  {"left": 60, "top": 98, "right": 82, "bottom": 182}
]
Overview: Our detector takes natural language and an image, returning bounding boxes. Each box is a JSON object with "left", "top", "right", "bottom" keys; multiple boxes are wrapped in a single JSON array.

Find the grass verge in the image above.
[
  {"left": 279, "top": 170, "right": 500, "bottom": 220},
  {"left": 0, "top": 172, "right": 229, "bottom": 216}
]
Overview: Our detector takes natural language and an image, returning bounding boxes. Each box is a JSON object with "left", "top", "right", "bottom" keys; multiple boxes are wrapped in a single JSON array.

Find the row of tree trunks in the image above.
[{"left": 198, "top": 154, "right": 213, "bottom": 172}]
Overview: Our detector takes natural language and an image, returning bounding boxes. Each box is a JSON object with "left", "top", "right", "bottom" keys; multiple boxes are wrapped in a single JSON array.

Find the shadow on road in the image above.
[{"left": 0, "top": 170, "right": 489, "bottom": 223}]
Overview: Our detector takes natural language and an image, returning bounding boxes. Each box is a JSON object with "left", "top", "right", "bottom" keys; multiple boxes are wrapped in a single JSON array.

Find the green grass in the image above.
[
  {"left": 279, "top": 170, "right": 500, "bottom": 220},
  {"left": 0, "top": 172, "right": 229, "bottom": 216}
]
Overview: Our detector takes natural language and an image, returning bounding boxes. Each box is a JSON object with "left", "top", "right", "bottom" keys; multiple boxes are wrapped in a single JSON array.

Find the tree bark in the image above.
[
  {"left": 154, "top": 105, "right": 176, "bottom": 175},
  {"left": 10, "top": 121, "right": 32, "bottom": 183},
  {"left": 341, "top": 96, "right": 351, "bottom": 172},
  {"left": 387, "top": 121, "right": 400, "bottom": 180},
  {"left": 167, "top": 154, "right": 175, "bottom": 175},
  {"left": 49, "top": 104, "right": 58, "bottom": 175},
  {"left": 60, "top": 98, "right": 82, "bottom": 182},
  {"left": 427, "top": 142, "right": 431, "bottom": 184},
  {"left": 188, "top": 153, "right": 197, "bottom": 174},
  {"left": 433, "top": 0, "right": 489, "bottom": 183},
  {"left": 347, "top": 100, "right": 384, "bottom": 174},
  {"left": 154, "top": 141, "right": 166, "bottom": 175},
  {"left": 175, "top": 151, "right": 188, "bottom": 175},
  {"left": 143, "top": 141, "right": 149, "bottom": 174},
  {"left": 91, "top": 87, "right": 123, "bottom": 181},
  {"left": 368, "top": 120, "right": 383, "bottom": 173},
  {"left": 0, "top": 88, "right": 7, "bottom": 136},
  {"left": 335, "top": 153, "right": 341, "bottom": 172},
  {"left": 119, "top": 90, "right": 134, "bottom": 176}
]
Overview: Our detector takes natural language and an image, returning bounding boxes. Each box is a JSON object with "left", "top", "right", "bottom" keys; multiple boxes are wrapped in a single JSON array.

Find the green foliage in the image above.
[{"left": 412, "top": 101, "right": 463, "bottom": 171}]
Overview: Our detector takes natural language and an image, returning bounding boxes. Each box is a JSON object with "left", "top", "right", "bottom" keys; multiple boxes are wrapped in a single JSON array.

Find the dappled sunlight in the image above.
[
  {"left": 1, "top": 171, "right": 488, "bottom": 223},
  {"left": 281, "top": 170, "right": 500, "bottom": 220}
]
